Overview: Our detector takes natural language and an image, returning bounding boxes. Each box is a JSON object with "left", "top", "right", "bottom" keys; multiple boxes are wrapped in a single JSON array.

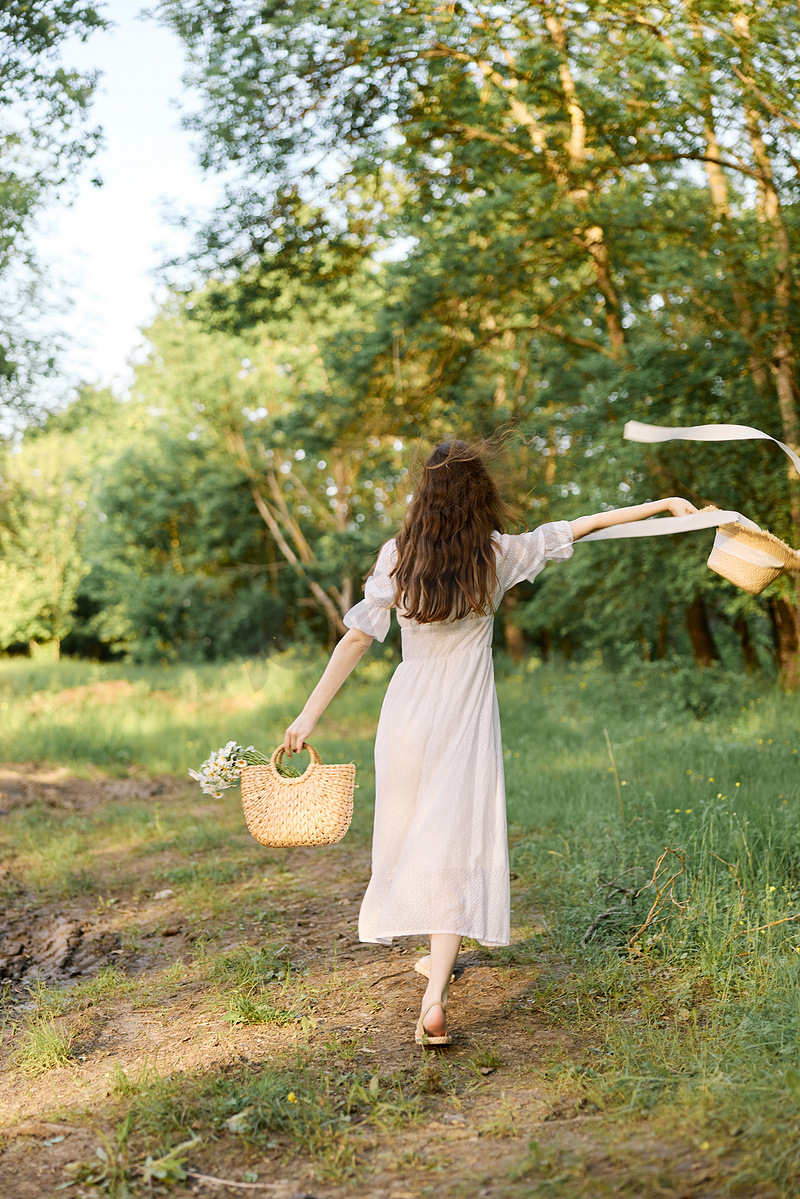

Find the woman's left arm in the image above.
[
  {"left": 282, "top": 627, "right": 374, "bottom": 755},
  {"left": 570, "top": 496, "right": 698, "bottom": 541}
]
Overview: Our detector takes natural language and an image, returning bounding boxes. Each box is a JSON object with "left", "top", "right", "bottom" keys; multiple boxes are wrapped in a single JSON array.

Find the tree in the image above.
[
  {"left": 118, "top": 300, "right": 410, "bottom": 647},
  {"left": 0, "top": 387, "right": 118, "bottom": 652},
  {"left": 158, "top": 0, "right": 800, "bottom": 678},
  {"left": 0, "top": 0, "right": 106, "bottom": 422}
]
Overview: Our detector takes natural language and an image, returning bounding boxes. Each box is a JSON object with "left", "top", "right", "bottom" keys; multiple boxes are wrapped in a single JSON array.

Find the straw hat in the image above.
[{"left": 707, "top": 516, "right": 800, "bottom": 595}]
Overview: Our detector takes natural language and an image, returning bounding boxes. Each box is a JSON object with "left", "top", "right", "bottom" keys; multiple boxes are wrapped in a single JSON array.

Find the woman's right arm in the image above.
[
  {"left": 282, "top": 627, "right": 373, "bottom": 755},
  {"left": 571, "top": 496, "right": 697, "bottom": 541}
]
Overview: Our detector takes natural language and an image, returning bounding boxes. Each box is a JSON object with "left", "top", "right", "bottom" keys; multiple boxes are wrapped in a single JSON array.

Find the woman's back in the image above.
[{"left": 344, "top": 523, "right": 574, "bottom": 652}]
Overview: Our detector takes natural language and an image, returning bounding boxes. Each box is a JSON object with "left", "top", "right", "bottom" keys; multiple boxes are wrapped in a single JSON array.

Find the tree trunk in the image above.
[
  {"left": 538, "top": 629, "right": 552, "bottom": 661},
  {"left": 637, "top": 626, "right": 651, "bottom": 662},
  {"left": 769, "top": 597, "right": 800, "bottom": 688},
  {"left": 685, "top": 597, "right": 721, "bottom": 667},
  {"left": 501, "top": 591, "right": 525, "bottom": 662},
  {"left": 656, "top": 613, "right": 669, "bottom": 659},
  {"left": 733, "top": 615, "right": 759, "bottom": 674}
]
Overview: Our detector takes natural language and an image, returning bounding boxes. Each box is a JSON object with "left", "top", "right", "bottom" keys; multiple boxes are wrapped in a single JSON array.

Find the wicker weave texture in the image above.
[
  {"left": 707, "top": 521, "right": 800, "bottom": 595},
  {"left": 707, "top": 545, "right": 782, "bottom": 595},
  {"left": 240, "top": 745, "right": 355, "bottom": 848}
]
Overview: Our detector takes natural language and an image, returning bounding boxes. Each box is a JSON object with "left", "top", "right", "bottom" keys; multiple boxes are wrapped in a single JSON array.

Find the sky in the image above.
[{"left": 34, "top": 0, "right": 222, "bottom": 394}]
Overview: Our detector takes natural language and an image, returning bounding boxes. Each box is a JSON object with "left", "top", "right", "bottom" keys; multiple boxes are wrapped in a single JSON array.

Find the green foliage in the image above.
[
  {"left": 5, "top": 2, "right": 800, "bottom": 670},
  {"left": 0, "top": 2, "right": 106, "bottom": 418}
]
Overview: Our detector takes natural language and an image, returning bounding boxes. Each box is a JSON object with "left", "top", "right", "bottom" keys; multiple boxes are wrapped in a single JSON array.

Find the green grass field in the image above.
[{"left": 2, "top": 650, "right": 800, "bottom": 1194}]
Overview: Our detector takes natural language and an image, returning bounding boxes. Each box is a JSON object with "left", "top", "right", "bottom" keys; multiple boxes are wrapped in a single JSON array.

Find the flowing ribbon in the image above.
[
  {"left": 579, "top": 418, "right": 786, "bottom": 545},
  {"left": 576, "top": 420, "right": 800, "bottom": 589},
  {"left": 581, "top": 508, "right": 759, "bottom": 543},
  {"left": 623, "top": 419, "right": 800, "bottom": 477}
]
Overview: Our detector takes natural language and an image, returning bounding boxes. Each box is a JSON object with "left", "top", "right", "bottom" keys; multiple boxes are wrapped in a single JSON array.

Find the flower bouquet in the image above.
[{"left": 189, "top": 740, "right": 300, "bottom": 797}]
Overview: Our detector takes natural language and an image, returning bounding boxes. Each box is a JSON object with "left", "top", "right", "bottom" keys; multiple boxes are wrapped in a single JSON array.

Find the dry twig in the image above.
[
  {"left": 185, "top": 1170, "right": 287, "bottom": 1191},
  {"left": 628, "top": 847, "right": 689, "bottom": 947}
]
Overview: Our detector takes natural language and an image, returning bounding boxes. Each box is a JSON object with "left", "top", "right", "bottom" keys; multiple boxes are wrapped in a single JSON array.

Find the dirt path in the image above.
[{"left": 0, "top": 765, "right": 770, "bottom": 1198}]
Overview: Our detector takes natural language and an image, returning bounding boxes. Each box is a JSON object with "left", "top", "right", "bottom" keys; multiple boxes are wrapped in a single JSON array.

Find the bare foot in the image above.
[{"left": 421, "top": 1001, "right": 447, "bottom": 1038}]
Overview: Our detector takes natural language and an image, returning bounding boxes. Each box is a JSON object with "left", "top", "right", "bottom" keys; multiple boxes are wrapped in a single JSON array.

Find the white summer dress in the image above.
[{"left": 343, "top": 522, "right": 574, "bottom": 947}]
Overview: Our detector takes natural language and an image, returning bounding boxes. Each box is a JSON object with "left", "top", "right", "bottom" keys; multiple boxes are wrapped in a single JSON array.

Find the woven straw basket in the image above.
[
  {"left": 707, "top": 521, "right": 800, "bottom": 596},
  {"left": 240, "top": 744, "right": 355, "bottom": 848}
]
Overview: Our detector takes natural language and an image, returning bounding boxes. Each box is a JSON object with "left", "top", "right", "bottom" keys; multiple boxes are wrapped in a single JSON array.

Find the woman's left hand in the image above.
[
  {"left": 667, "top": 496, "right": 699, "bottom": 517},
  {"left": 283, "top": 711, "right": 318, "bottom": 756}
]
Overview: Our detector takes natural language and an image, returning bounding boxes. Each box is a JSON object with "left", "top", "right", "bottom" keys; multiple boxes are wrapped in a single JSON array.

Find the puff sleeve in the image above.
[
  {"left": 342, "top": 539, "right": 398, "bottom": 643},
  {"left": 495, "top": 521, "right": 574, "bottom": 594}
]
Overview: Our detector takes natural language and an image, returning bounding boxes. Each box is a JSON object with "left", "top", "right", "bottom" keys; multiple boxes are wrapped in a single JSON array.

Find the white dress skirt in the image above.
[{"left": 343, "top": 522, "right": 574, "bottom": 947}]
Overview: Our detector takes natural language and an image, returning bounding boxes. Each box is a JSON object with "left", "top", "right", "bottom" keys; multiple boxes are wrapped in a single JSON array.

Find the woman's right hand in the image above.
[
  {"left": 667, "top": 497, "right": 699, "bottom": 518},
  {"left": 283, "top": 711, "right": 318, "bottom": 756}
]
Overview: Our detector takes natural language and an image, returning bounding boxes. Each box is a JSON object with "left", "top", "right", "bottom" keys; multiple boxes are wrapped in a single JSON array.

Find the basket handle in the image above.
[{"left": 270, "top": 743, "right": 321, "bottom": 781}]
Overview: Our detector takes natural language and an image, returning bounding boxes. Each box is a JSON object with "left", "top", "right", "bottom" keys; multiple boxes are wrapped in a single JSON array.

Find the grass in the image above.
[
  {"left": 224, "top": 994, "right": 298, "bottom": 1026},
  {"left": 3, "top": 650, "right": 800, "bottom": 1192},
  {"left": 11, "top": 1016, "right": 76, "bottom": 1074}
]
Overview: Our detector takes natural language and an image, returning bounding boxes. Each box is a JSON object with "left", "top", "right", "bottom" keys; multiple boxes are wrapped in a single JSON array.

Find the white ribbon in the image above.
[
  {"left": 581, "top": 508, "right": 759, "bottom": 543},
  {"left": 623, "top": 418, "right": 800, "bottom": 477},
  {"left": 575, "top": 419, "right": 800, "bottom": 564},
  {"left": 713, "top": 530, "right": 783, "bottom": 568}
]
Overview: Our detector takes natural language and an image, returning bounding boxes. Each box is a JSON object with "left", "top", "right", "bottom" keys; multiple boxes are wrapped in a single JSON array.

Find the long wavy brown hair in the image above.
[{"left": 388, "top": 440, "right": 519, "bottom": 623}]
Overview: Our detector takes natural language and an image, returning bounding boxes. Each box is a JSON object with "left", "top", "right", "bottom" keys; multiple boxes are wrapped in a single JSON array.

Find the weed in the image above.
[
  {"left": 319, "top": 1032, "right": 362, "bottom": 1062},
  {"left": 469, "top": 1047, "right": 502, "bottom": 1072},
  {"left": 479, "top": 1092, "right": 520, "bottom": 1139},
  {"left": 12, "top": 1016, "right": 75, "bottom": 1074},
  {"left": 62, "top": 867, "right": 99, "bottom": 897},
  {"left": 224, "top": 993, "right": 296, "bottom": 1026},
  {"left": 66, "top": 964, "right": 133, "bottom": 1008},
  {"left": 108, "top": 1058, "right": 361, "bottom": 1179},
  {"left": 63, "top": 1117, "right": 198, "bottom": 1198},
  {"left": 413, "top": 1062, "right": 444, "bottom": 1094},
  {"left": 109, "top": 1060, "right": 163, "bottom": 1097},
  {"left": 161, "top": 862, "right": 237, "bottom": 886},
  {"left": 211, "top": 943, "right": 295, "bottom": 989}
]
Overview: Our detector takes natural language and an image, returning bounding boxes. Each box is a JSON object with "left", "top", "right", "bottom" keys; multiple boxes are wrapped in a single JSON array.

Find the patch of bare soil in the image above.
[
  {"left": 0, "top": 761, "right": 170, "bottom": 813},
  {"left": 0, "top": 909, "right": 120, "bottom": 984},
  {"left": 0, "top": 768, "right": 776, "bottom": 1199}
]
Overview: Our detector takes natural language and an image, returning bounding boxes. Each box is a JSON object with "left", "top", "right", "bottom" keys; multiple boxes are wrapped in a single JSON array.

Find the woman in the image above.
[{"left": 283, "top": 441, "right": 697, "bottom": 1045}]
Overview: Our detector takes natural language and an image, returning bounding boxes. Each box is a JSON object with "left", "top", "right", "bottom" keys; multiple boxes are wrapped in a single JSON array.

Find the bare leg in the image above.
[{"left": 420, "top": 933, "right": 462, "bottom": 1037}]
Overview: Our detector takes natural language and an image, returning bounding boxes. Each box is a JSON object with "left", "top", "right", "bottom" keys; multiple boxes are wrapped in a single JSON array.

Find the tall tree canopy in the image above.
[
  {"left": 2, "top": 2, "right": 798, "bottom": 678},
  {"left": 155, "top": 0, "right": 800, "bottom": 679}
]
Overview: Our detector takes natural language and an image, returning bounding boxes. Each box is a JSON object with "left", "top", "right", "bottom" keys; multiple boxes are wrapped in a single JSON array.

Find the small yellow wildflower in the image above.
[
  {"left": 621, "top": 781, "right": 627, "bottom": 786},
  {"left": 686, "top": 769, "right": 692, "bottom": 775},
  {"left": 685, "top": 809, "right": 692, "bottom": 814},
  {"left": 769, "top": 886, "right": 776, "bottom": 892},
  {"left": 735, "top": 782, "right": 740, "bottom": 787},
  {"left": 708, "top": 777, "right": 714, "bottom": 782},
  {"left": 287, "top": 1092, "right": 298, "bottom": 1104},
  {"left": 674, "top": 808, "right": 681, "bottom": 813}
]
